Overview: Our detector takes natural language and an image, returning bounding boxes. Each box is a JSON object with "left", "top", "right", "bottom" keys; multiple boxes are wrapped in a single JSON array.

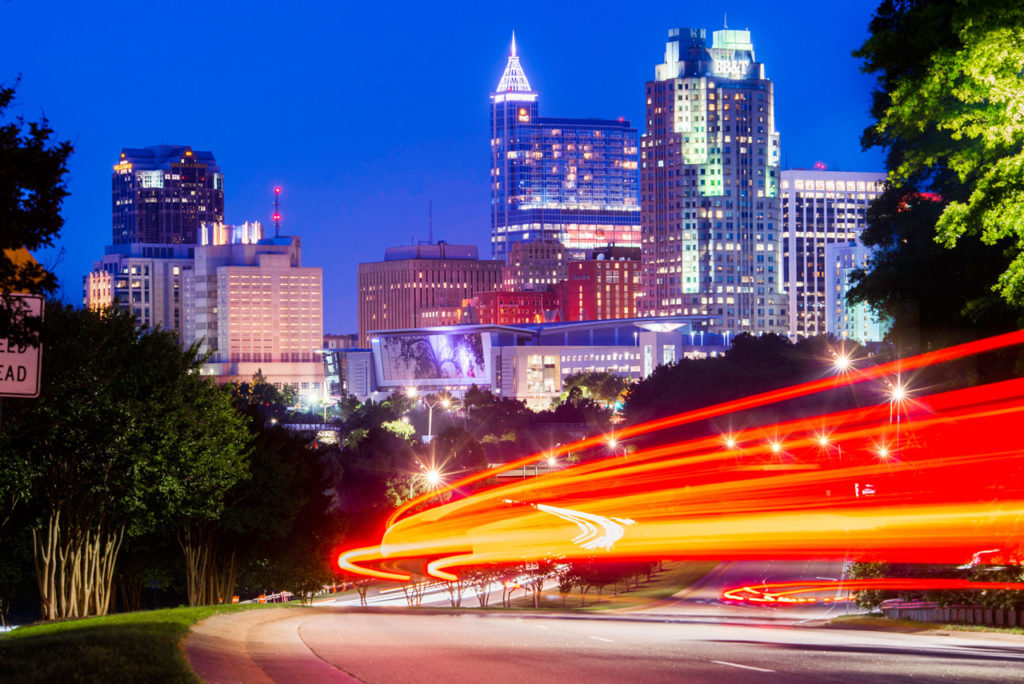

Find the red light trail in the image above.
[{"left": 338, "top": 332, "right": 1024, "bottom": 601}]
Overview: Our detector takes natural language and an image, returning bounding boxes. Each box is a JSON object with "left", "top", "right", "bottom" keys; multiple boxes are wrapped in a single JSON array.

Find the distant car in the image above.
[{"left": 861, "top": 483, "right": 876, "bottom": 496}]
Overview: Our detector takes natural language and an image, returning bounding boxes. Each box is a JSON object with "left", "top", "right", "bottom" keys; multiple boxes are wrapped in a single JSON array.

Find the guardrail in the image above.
[{"left": 880, "top": 600, "right": 1023, "bottom": 627}]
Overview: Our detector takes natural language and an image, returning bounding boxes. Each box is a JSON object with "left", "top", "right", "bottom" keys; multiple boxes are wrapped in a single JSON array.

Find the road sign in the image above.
[{"left": 0, "top": 294, "right": 44, "bottom": 398}]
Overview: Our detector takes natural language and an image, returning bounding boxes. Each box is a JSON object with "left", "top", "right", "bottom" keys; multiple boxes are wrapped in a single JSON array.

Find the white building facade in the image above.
[
  {"left": 83, "top": 243, "right": 195, "bottom": 337},
  {"left": 183, "top": 221, "right": 324, "bottom": 394},
  {"left": 780, "top": 169, "right": 885, "bottom": 338}
]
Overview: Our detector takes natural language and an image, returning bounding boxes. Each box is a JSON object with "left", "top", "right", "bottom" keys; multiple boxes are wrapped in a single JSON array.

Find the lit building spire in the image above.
[{"left": 496, "top": 32, "right": 532, "bottom": 92}]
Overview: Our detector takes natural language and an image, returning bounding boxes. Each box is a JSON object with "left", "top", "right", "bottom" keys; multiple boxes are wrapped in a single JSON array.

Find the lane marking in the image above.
[
  {"left": 712, "top": 660, "right": 776, "bottom": 673},
  {"left": 534, "top": 624, "right": 549, "bottom": 629},
  {"left": 589, "top": 636, "right": 614, "bottom": 642}
]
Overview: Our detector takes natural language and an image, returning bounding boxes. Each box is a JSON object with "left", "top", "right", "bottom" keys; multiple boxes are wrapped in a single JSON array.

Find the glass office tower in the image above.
[
  {"left": 112, "top": 145, "right": 224, "bottom": 245},
  {"left": 490, "top": 36, "right": 640, "bottom": 262},
  {"left": 639, "top": 28, "right": 786, "bottom": 335}
]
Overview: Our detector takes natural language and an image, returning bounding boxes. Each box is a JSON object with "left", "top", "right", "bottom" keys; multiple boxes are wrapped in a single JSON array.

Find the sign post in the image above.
[{"left": 0, "top": 294, "right": 44, "bottom": 429}]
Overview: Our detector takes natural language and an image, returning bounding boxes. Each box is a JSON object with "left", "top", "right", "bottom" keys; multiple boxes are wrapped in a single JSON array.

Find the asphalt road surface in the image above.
[{"left": 187, "top": 604, "right": 1024, "bottom": 683}]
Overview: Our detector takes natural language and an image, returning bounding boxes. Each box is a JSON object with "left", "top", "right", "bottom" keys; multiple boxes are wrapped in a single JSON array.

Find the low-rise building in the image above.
[
  {"left": 357, "top": 242, "right": 503, "bottom": 346},
  {"left": 83, "top": 243, "right": 195, "bottom": 337},
  {"left": 362, "top": 316, "right": 724, "bottom": 409}
]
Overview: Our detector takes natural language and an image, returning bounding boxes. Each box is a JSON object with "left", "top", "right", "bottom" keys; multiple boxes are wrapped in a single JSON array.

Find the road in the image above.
[
  {"left": 187, "top": 605, "right": 1024, "bottom": 682},
  {"left": 633, "top": 559, "right": 856, "bottom": 622}
]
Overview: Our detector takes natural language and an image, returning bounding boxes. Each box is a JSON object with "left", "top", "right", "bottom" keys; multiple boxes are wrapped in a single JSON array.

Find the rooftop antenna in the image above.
[
  {"left": 511, "top": 30, "right": 517, "bottom": 57},
  {"left": 272, "top": 186, "right": 282, "bottom": 237},
  {"left": 724, "top": 13, "right": 728, "bottom": 29},
  {"left": 429, "top": 200, "right": 434, "bottom": 244}
]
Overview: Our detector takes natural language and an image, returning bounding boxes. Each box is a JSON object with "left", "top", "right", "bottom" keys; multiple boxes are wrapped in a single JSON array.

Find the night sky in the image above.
[{"left": 4, "top": 0, "right": 884, "bottom": 334}]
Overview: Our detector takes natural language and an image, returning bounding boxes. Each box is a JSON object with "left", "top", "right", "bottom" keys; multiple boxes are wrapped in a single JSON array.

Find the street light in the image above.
[
  {"left": 886, "top": 374, "right": 909, "bottom": 465},
  {"left": 607, "top": 436, "right": 627, "bottom": 459},
  {"left": 409, "top": 462, "right": 446, "bottom": 498}
]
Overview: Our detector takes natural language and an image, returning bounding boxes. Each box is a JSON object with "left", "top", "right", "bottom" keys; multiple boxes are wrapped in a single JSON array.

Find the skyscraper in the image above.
[
  {"left": 639, "top": 28, "right": 786, "bottom": 335},
  {"left": 112, "top": 145, "right": 224, "bottom": 245},
  {"left": 780, "top": 169, "right": 885, "bottom": 337},
  {"left": 490, "top": 36, "right": 640, "bottom": 262}
]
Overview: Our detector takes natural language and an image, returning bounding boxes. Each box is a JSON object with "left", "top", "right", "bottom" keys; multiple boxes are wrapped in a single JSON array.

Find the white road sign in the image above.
[{"left": 0, "top": 294, "right": 44, "bottom": 398}]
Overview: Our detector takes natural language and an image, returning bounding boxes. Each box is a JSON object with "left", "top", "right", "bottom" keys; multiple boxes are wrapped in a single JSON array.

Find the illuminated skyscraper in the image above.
[
  {"left": 112, "top": 145, "right": 224, "bottom": 245},
  {"left": 780, "top": 169, "right": 885, "bottom": 337},
  {"left": 490, "top": 35, "right": 640, "bottom": 262},
  {"left": 639, "top": 28, "right": 786, "bottom": 335}
]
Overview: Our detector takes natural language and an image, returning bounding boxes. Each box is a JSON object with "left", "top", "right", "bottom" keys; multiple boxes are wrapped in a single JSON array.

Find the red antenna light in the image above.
[{"left": 272, "top": 186, "right": 282, "bottom": 236}]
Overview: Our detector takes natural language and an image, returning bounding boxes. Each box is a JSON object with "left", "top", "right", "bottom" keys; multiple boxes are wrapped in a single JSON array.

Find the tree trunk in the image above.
[{"left": 32, "top": 509, "right": 124, "bottom": 620}]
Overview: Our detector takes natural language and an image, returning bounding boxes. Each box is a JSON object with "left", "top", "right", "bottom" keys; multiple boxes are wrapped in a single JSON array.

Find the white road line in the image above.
[
  {"left": 711, "top": 660, "right": 776, "bottom": 673},
  {"left": 589, "top": 636, "right": 614, "bottom": 642},
  {"left": 534, "top": 624, "right": 549, "bottom": 629}
]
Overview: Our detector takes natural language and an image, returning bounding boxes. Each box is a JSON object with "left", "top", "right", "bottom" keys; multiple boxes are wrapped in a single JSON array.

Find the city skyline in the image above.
[{"left": 6, "top": 0, "right": 885, "bottom": 334}]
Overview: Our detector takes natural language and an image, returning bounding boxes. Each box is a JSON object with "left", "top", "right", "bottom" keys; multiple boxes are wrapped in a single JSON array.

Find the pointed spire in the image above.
[{"left": 496, "top": 31, "right": 533, "bottom": 93}]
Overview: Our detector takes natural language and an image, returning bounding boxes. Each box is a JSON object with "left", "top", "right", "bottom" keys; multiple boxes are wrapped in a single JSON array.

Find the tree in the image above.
[
  {"left": 851, "top": 1, "right": 1024, "bottom": 343},
  {"left": 559, "top": 371, "right": 630, "bottom": 408},
  {"left": 0, "top": 305, "right": 250, "bottom": 619},
  {"left": 0, "top": 82, "right": 73, "bottom": 344}
]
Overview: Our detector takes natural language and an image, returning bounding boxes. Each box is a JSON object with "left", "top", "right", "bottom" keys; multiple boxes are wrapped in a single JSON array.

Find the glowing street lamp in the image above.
[
  {"left": 425, "top": 468, "right": 442, "bottom": 487},
  {"left": 770, "top": 440, "right": 783, "bottom": 455},
  {"left": 607, "top": 436, "right": 627, "bottom": 458}
]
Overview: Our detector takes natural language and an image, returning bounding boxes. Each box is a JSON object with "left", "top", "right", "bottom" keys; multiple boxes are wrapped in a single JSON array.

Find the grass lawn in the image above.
[
  {"left": 0, "top": 603, "right": 278, "bottom": 684},
  {"left": 828, "top": 614, "right": 1024, "bottom": 636},
  {"left": 501, "top": 560, "right": 718, "bottom": 612}
]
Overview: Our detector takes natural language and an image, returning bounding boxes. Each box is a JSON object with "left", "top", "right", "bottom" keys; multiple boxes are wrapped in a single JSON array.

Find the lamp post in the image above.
[{"left": 607, "top": 436, "right": 627, "bottom": 459}]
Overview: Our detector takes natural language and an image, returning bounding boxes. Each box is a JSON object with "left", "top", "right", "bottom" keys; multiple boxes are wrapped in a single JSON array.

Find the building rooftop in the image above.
[
  {"left": 117, "top": 145, "right": 218, "bottom": 170},
  {"left": 383, "top": 243, "right": 480, "bottom": 261}
]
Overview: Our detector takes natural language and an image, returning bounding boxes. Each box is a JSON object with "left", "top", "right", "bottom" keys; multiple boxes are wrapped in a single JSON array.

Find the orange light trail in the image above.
[{"left": 340, "top": 332, "right": 1024, "bottom": 595}]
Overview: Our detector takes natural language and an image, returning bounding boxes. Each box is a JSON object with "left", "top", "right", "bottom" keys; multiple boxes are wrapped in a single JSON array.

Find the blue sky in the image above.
[{"left": 3, "top": 0, "right": 884, "bottom": 333}]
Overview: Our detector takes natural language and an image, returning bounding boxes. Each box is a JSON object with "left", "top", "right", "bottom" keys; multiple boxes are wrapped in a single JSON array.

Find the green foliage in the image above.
[
  {"left": 847, "top": 182, "right": 1018, "bottom": 353},
  {"left": 381, "top": 419, "right": 415, "bottom": 440},
  {"left": 855, "top": 0, "right": 1024, "bottom": 310},
  {"left": 0, "top": 82, "right": 73, "bottom": 344},
  {"left": 559, "top": 371, "right": 630, "bottom": 407},
  {"left": 0, "top": 304, "right": 250, "bottom": 533}
]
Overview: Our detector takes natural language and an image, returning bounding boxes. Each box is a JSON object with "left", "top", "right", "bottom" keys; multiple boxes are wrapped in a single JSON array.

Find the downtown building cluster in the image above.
[
  {"left": 84, "top": 145, "right": 325, "bottom": 397},
  {"left": 347, "top": 30, "right": 885, "bottom": 406},
  {"left": 83, "top": 28, "right": 886, "bottom": 408}
]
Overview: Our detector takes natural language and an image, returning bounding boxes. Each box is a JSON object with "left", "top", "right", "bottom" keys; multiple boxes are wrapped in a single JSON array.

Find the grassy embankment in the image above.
[{"left": 0, "top": 603, "right": 278, "bottom": 683}]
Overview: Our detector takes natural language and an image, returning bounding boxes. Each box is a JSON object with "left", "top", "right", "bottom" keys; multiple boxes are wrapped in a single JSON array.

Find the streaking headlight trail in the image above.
[{"left": 338, "top": 331, "right": 1024, "bottom": 601}]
